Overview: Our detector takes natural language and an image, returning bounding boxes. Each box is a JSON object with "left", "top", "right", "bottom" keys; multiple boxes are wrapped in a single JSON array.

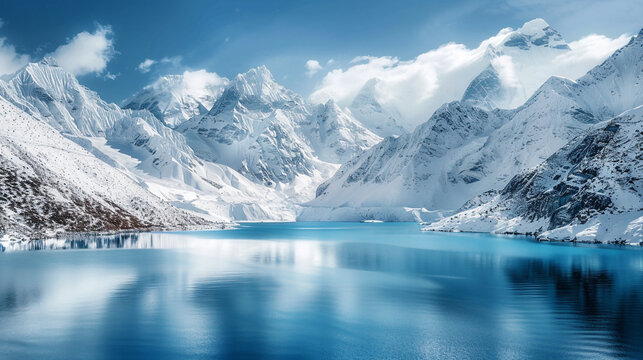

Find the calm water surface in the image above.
[{"left": 1, "top": 222, "right": 642, "bottom": 359}]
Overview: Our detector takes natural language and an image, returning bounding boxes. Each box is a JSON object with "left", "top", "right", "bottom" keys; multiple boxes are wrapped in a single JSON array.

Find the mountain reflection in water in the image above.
[{"left": 1, "top": 223, "right": 642, "bottom": 359}]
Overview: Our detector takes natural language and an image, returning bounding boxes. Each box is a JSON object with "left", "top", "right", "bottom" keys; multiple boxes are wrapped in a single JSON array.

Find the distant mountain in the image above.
[
  {"left": 348, "top": 78, "right": 407, "bottom": 137},
  {"left": 500, "top": 18, "right": 569, "bottom": 50},
  {"left": 426, "top": 106, "right": 643, "bottom": 244},
  {"left": 461, "top": 65, "right": 508, "bottom": 110},
  {"left": 0, "top": 96, "right": 208, "bottom": 240},
  {"left": 315, "top": 18, "right": 622, "bottom": 131},
  {"left": 177, "top": 66, "right": 378, "bottom": 190},
  {"left": 307, "top": 99, "right": 382, "bottom": 163},
  {"left": 122, "top": 71, "right": 229, "bottom": 128},
  {"left": 302, "top": 28, "right": 642, "bottom": 222}
]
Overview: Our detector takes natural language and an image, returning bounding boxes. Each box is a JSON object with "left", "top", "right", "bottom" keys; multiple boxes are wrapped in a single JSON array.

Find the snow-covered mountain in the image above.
[
  {"left": 300, "top": 102, "right": 511, "bottom": 220},
  {"left": 461, "top": 65, "right": 508, "bottom": 110},
  {"left": 122, "top": 70, "right": 229, "bottom": 128},
  {"left": 426, "top": 106, "right": 643, "bottom": 244},
  {"left": 302, "top": 28, "right": 642, "bottom": 221},
  {"left": 312, "top": 18, "right": 627, "bottom": 131},
  {"left": 177, "top": 66, "right": 332, "bottom": 189},
  {"left": 0, "top": 96, "right": 208, "bottom": 241},
  {"left": 0, "top": 59, "right": 303, "bottom": 222},
  {"left": 448, "top": 18, "right": 577, "bottom": 112},
  {"left": 177, "top": 66, "right": 378, "bottom": 195},
  {"left": 307, "top": 99, "right": 381, "bottom": 163},
  {"left": 348, "top": 78, "right": 406, "bottom": 137}
]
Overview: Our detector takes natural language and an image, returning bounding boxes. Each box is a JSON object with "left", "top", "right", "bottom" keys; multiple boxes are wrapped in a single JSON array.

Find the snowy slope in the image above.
[
  {"left": 0, "top": 97, "right": 209, "bottom": 241},
  {"left": 303, "top": 28, "right": 642, "bottom": 221},
  {"left": 122, "top": 70, "right": 229, "bottom": 128},
  {"left": 426, "top": 106, "right": 643, "bottom": 244}
]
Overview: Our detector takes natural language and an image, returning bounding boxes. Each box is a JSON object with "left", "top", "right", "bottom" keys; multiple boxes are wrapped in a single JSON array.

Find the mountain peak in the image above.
[
  {"left": 517, "top": 18, "right": 550, "bottom": 35},
  {"left": 461, "top": 65, "right": 507, "bottom": 110},
  {"left": 315, "top": 98, "right": 342, "bottom": 118},
  {"left": 122, "top": 70, "right": 228, "bottom": 127},
  {"left": 37, "top": 56, "right": 60, "bottom": 67},
  {"left": 231, "top": 65, "right": 300, "bottom": 105},
  {"left": 237, "top": 65, "right": 275, "bottom": 84},
  {"left": 503, "top": 18, "right": 569, "bottom": 50}
]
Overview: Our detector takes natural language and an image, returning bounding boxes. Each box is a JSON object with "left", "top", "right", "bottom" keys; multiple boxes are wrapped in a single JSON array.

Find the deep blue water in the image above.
[{"left": 1, "top": 222, "right": 643, "bottom": 359}]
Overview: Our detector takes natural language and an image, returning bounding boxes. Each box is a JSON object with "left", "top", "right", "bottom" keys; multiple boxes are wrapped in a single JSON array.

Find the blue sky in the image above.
[{"left": 0, "top": 0, "right": 640, "bottom": 103}]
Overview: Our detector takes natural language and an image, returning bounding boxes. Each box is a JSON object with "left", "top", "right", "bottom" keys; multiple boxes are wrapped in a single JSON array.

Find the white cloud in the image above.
[
  {"left": 552, "top": 33, "right": 631, "bottom": 79},
  {"left": 309, "top": 22, "right": 631, "bottom": 130},
  {"left": 0, "top": 18, "right": 30, "bottom": 75},
  {"left": 305, "top": 59, "right": 323, "bottom": 77},
  {"left": 137, "top": 58, "right": 156, "bottom": 73},
  {"left": 104, "top": 72, "right": 119, "bottom": 80},
  {"left": 0, "top": 37, "right": 29, "bottom": 75},
  {"left": 179, "top": 69, "right": 228, "bottom": 93},
  {"left": 137, "top": 56, "right": 182, "bottom": 73},
  {"left": 50, "top": 25, "right": 115, "bottom": 76},
  {"left": 490, "top": 55, "right": 520, "bottom": 89}
]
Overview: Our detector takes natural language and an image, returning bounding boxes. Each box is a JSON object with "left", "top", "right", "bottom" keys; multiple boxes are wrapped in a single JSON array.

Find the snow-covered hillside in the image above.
[
  {"left": 426, "top": 106, "right": 643, "bottom": 244},
  {"left": 0, "top": 97, "right": 209, "bottom": 241},
  {"left": 303, "top": 28, "right": 642, "bottom": 222}
]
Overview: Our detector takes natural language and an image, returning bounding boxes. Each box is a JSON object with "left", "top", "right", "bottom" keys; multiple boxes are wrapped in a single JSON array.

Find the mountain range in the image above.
[
  {"left": 302, "top": 26, "right": 643, "bottom": 243},
  {"left": 0, "top": 19, "right": 640, "bottom": 244}
]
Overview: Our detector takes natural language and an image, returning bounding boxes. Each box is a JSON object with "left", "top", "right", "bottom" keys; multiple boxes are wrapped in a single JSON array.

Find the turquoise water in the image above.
[{"left": 1, "top": 222, "right": 642, "bottom": 359}]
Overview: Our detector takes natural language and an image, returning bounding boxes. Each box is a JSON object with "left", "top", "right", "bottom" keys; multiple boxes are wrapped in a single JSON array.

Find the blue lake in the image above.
[{"left": 1, "top": 222, "right": 642, "bottom": 359}]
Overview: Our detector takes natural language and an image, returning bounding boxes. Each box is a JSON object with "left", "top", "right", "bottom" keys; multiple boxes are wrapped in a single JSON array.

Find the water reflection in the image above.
[
  {"left": 506, "top": 258, "right": 643, "bottom": 358},
  {"left": 0, "top": 223, "right": 642, "bottom": 359},
  {"left": 0, "top": 233, "right": 143, "bottom": 252}
]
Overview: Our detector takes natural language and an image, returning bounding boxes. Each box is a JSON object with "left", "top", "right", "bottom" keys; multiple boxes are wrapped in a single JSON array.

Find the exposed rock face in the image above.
[
  {"left": 0, "top": 97, "right": 206, "bottom": 240},
  {"left": 426, "top": 107, "right": 643, "bottom": 244}
]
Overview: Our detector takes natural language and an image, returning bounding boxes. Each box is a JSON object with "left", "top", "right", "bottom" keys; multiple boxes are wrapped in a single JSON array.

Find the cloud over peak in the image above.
[
  {"left": 309, "top": 19, "right": 631, "bottom": 130},
  {"left": 0, "top": 37, "right": 30, "bottom": 76},
  {"left": 49, "top": 24, "right": 115, "bottom": 76}
]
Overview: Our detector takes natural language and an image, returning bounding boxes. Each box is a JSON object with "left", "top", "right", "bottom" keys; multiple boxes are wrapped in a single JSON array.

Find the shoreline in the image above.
[
  {"left": 0, "top": 222, "right": 235, "bottom": 244},
  {"left": 422, "top": 228, "right": 643, "bottom": 246}
]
